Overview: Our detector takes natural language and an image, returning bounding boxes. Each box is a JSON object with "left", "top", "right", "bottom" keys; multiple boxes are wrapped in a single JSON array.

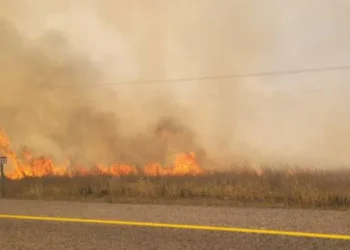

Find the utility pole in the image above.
[{"left": 0, "top": 155, "right": 7, "bottom": 198}]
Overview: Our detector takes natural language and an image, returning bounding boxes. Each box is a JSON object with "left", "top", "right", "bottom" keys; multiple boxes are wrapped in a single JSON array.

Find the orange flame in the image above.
[
  {"left": 0, "top": 130, "right": 204, "bottom": 179},
  {"left": 144, "top": 152, "right": 203, "bottom": 176}
]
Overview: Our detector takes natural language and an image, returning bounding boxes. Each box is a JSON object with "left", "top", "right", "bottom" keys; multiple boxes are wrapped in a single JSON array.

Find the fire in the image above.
[
  {"left": 0, "top": 130, "right": 204, "bottom": 179},
  {"left": 1, "top": 130, "right": 314, "bottom": 179},
  {"left": 144, "top": 152, "right": 203, "bottom": 176}
]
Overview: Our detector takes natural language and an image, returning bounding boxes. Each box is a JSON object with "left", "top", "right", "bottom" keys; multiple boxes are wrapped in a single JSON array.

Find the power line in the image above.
[
  {"left": 47, "top": 64, "right": 350, "bottom": 88},
  {"left": 2, "top": 85, "right": 350, "bottom": 111}
]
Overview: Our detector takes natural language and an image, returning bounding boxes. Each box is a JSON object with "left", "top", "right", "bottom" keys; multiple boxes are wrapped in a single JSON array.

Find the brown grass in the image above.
[{"left": 1, "top": 169, "right": 350, "bottom": 209}]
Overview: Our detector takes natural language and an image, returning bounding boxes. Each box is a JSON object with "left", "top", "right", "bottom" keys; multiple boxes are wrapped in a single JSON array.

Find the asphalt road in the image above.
[{"left": 0, "top": 200, "right": 349, "bottom": 250}]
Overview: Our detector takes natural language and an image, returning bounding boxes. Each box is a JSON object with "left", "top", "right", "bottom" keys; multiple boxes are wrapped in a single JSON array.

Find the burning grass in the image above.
[
  {"left": 0, "top": 129, "right": 205, "bottom": 179},
  {"left": 2, "top": 169, "right": 350, "bottom": 209},
  {"left": 1, "top": 130, "right": 350, "bottom": 208}
]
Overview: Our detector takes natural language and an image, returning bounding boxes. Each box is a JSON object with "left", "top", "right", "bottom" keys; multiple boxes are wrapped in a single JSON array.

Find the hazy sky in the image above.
[{"left": 1, "top": 0, "right": 350, "bottom": 167}]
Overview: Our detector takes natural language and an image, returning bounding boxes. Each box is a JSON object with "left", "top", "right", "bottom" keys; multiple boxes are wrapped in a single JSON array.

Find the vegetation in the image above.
[{"left": 2, "top": 169, "right": 350, "bottom": 209}]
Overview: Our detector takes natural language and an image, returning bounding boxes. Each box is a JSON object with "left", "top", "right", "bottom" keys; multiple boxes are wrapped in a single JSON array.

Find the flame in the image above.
[
  {"left": 144, "top": 152, "right": 203, "bottom": 176},
  {"left": 0, "top": 130, "right": 204, "bottom": 179}
]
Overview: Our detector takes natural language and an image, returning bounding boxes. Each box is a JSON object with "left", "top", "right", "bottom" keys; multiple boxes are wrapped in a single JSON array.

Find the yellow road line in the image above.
[{"left": 0, "top": 214, "right": 349, "bottom": 240}]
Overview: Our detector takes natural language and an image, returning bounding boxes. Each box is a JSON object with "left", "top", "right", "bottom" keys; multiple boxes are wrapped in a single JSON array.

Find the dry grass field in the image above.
[{"left": 2, "top": 169, "right": 350, "bottom": 209}]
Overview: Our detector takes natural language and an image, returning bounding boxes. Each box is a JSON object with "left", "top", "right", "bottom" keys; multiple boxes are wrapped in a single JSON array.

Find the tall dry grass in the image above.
[{"left": 2, "top": 168, "right": 350, "bottom": 209}]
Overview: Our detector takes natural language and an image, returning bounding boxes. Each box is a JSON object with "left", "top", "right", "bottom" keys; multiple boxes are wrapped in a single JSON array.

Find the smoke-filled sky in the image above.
[{"left": 1, "top": 0, "right": 350, "bottom": 168}]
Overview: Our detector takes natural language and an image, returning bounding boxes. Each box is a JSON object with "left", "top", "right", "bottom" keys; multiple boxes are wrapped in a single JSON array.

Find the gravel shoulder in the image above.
[{"left": 1, "top": 219, "right": 350, "bottom": 250}]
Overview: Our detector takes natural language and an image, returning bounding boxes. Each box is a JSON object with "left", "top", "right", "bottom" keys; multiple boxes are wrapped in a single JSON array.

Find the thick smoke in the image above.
[
  {"left": 0, "top": 17, "right": 202, "bottom": 168},
  {"left": 1, "top": 1, "right": 350, "bottom": 169}
]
